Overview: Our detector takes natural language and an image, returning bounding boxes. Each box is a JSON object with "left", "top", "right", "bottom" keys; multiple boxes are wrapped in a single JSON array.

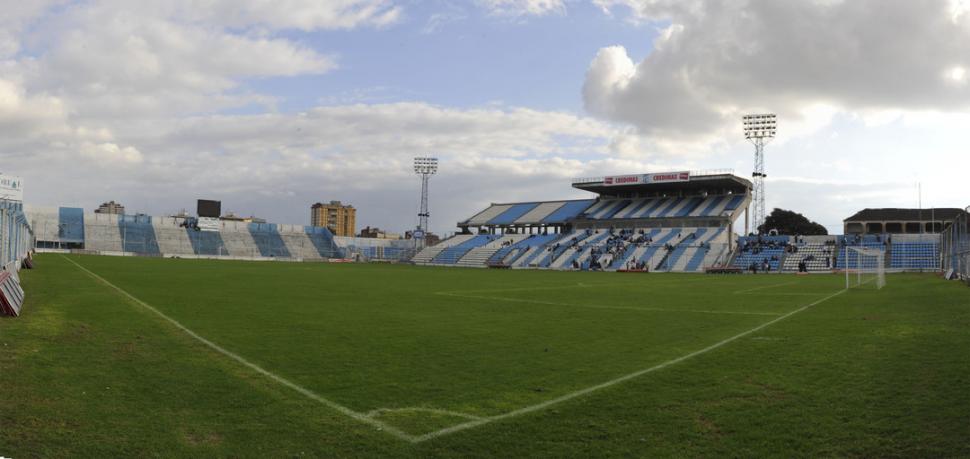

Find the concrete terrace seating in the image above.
[
  {"left": 431, "top": 235, "right": 501, "bottom": 264},
  {"left": 118, "top": 215, "right": 161, "bottom": 255},
  {"left": 83, "top": 213, "right": 124, "bottom": 252},
  {"left": 733, "top": 235, "right": 790, "bottom": 272},
  {"left": 891, "top": 242, "right": 939, "bottom": 269},
  {"left": 834, "top": 235, "right": 886, "bottom": 270},
  {"left": 152, "top": 217, "right": 194, "bottom": 255},
  {"left": 58, "top": 207, "right": 86, "bottom": 243},
  {"left": 185, "top": 229, "right": 229, "bottom": 256},
  {"left": 245, "top": 223, "right": 292, "bottom": 258},
  {"left": 26, "top": 208, "right": 62, "bottom": 245},
  {"left": 456, "top": 234, "right": 528, "bottom": 267},
  {"left": 781, "top": 243, "right": 837, "bottom": 271},
  {"left": 489, "top": 233, "right": 561, "bottom": 266},
  {"left": 410, "top": 234, "right": 476, "bottom": 264}
]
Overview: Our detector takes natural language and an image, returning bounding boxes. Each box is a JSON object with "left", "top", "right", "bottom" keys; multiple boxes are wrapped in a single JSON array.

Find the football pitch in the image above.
[{"left": 2, "top": 254, "right": 969, "bottom": 457}]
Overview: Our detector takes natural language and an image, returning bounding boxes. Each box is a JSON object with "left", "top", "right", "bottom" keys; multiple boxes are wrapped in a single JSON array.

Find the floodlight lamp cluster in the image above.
[
  {"left": 743, "top": 113, "right": 777, "bottom": 139},
  {"left": 414, "top": 157, "right": 438, "bottom": 175}
]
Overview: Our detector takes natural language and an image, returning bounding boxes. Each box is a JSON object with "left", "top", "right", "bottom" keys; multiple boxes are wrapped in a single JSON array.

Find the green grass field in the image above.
[{"left": 2, "top": 254, "right": 970, "bottom": 457}]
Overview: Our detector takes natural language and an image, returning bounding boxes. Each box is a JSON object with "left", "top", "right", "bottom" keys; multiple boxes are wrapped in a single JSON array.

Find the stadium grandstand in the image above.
[
  {"left": 413, "top": 170, "right": 749, "bottom": 272},
  {"left": 411, "top": 170, "right": 956, "bottom": 275},
  {"left": 26, "top": 208, "right": 416, "bottom": 262}
]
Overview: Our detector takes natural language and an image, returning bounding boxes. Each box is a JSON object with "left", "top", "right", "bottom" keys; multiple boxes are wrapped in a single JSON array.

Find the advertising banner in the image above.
[
  {"left": 0, "top": 174, "right": 24, "bottom": 201},
  {"left": 603, "top": 171, "right": 689, "bottom": 186},
  {"left": 197, "top": 216, "right": 221, "bottom": 232},
  {"left": 603, "top": 175, "right": 645, "bottom": 186}
]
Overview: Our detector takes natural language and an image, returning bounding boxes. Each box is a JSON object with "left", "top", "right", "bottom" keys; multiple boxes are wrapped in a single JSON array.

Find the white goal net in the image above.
[{"left": 845, "top": 246, "right": 886, "bottom": 289}]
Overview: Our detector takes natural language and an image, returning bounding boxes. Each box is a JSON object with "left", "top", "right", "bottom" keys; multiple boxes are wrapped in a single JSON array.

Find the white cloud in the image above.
[
  {"left": 478, "top": 0, "right": 567, "bottom": 17},
  {"left": 10, "top": 100, "right": 625, "bottom": 232},
  {"left": 584, "top": 0, "right": 970, "bottom": 143}
]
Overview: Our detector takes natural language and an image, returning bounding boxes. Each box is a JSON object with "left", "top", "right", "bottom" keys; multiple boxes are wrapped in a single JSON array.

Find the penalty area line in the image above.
[
  {"left": 732, "top": 281, "right": 798, "bottom": 294},
  {"left": 61, "top": 255, "right": 418, "bottom": 443},
  {"left": 436, "top": 292, "right": 782, "bottom": 316},
  {"left": 414, "top": 287, "right": 848, "bottom": 443}
]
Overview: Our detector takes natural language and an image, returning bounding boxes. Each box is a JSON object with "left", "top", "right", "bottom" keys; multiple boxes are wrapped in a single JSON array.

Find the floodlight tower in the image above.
[
  {"left": 413, "top": 157, "right": 438, "bottom": 238},
  {"left": 742, "top": 114, "right": 776, "bottom": 234}
]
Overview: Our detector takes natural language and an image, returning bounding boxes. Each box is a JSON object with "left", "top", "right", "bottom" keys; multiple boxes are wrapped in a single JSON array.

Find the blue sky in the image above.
[
  {"left": 252, "top": 2, "right": 655, "bottom": 114},
  {"left": 3, "top": 0, "right": 970, "bottom": 235}
]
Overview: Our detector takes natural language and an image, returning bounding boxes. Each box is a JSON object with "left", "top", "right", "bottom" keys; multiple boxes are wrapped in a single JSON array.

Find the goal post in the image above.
[{"left": 844, "top": 246, "right": 886, "bottom": 289}]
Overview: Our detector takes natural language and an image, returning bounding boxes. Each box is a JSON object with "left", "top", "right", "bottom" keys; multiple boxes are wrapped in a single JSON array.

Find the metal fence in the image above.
[
  {"left": 0, "top": 200, "right": 33, "bottom": 272},
  {"left": 941, "top": 207, "right": 970, "bottom": 285}
]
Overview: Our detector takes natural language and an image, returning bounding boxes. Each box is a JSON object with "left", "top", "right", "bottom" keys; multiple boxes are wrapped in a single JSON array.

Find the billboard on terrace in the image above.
[
  {"left": 0, "top": 174, "right": 24, "bottom": 201},
  {"left": 603, "top": 171, "right": 689, "bottom": 187}
]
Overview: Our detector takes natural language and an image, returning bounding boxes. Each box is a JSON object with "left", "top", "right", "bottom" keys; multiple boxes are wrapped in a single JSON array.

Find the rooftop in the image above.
[{"left": 844, "top": 208, "right": 964, "bottom": 222}]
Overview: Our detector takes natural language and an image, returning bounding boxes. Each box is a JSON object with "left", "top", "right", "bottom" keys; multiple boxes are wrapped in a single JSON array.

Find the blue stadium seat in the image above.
[
  {"left": 248, "top": 223, "right": 292, "bottom": 257},
  {"left": 119, "top": 215, "right": 160, "bottom": 255},
  {"left": 58, "top": 207, "right": 85, "bottom": 243},
  {"left": 432, "top": 235, "right": 500, "bottom": 264}
]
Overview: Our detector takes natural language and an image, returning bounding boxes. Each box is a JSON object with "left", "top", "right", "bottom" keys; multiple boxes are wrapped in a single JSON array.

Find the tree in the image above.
[{"left": 758, "top": 208, "right": 828, "bottom": 235}]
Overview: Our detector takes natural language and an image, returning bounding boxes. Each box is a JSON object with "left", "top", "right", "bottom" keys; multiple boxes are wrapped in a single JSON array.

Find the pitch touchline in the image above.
[
  {"left": 439, "top": 277, "right": 731, "bottom": 296},
  {"left": 61, "top": 256, "right": 418, "bottom": 443},
  {"left": 436, "top": 292, "right": 782, "bottom": 316},
  {"left": 732, "top": 281, "right": 798, "bottom": 294},
  {"left": 413, "top": 287, "right": 848, "bottom": 442}
]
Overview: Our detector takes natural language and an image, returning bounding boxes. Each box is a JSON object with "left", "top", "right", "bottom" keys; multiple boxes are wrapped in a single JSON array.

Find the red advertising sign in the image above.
[
  {"left": 603, "top": 175, "right": 644, "bottom": 186},
  {"left": 647, "top": 171, "right": 690, "bottom": 183}
]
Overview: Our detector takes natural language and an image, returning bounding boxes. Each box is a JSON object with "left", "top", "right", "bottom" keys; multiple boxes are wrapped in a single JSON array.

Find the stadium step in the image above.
[{"left": 456, "top": 247, "right": 499, "bottom": 267}]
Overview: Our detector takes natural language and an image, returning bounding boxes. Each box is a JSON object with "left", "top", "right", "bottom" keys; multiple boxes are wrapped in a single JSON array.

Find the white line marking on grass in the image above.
[
  {"left": 732, "top": 281, "right": 797, "bottom": 294},
  {"left": 414, "top": 287, "right": 848, "bottom": 443},
  {"left": 437, "top": 292, "right": 782, "bottom": 317},
  {"left": 366, "top": 407, "right": 484, "bottom": 421},
  {"left": 740, "top": 292, "right": 825, "bottom": 296},
  {"left": 61, "top": 256, "right": 418, "bottom": 443},
  {"left": 440, "top": 277, "right": 723, "bottom": 296}
]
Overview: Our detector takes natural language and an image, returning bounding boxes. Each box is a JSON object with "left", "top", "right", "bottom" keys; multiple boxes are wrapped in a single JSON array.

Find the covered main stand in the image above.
[
  {"left": 457, "top": 170, "right": 751, "bottom": 251},
  {"left": 569, "top": 170, "right": 750, "bottom": 252}
]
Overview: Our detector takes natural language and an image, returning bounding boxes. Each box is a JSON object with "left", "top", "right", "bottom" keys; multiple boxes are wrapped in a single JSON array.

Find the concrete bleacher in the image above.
[
  {"left": 889, "top": 234, "right": 939, "bottom": 270},
  {"left": 58, "top": 208, "right": 86, "bottom": 244},
  {"left": 431, "top": 235, "right": 501, "bottom": 264},
  {"left": 733, "top": 235, "right": 790, "bottom": 272},
  {"left": 411, "top": 234, "right": 475, "bottom": 264},
  {"left": 83, "top": 213, "right": 124, "bottom": 252},
  {"left": 488, "top": 233, "right": 560, "bottom": 266},
  {"left": 779, "top": 236, "right": 838, "bottom": 272},
  {"left": 153, "top": 217, "right": 195, "bottom": 255},
  {"left": 835, "top": 235, "right": 886, "bottom": 270},
  {"left": 29, "top": 207, "right": 371, "bottom": 261},
  {"left": 118, "top": 215, "right": 161, "bottom": 255},
  {"left": 456, "top": 234, "right": 528, "bottom": 267}
]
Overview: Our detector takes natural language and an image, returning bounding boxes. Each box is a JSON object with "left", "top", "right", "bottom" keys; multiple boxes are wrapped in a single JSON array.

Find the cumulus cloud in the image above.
[
  {"left": 585, "top": 0, "right": 970, "bottom": 143},
  {"left": 478, "top": 0, "right": 567, "bottom": 17}
]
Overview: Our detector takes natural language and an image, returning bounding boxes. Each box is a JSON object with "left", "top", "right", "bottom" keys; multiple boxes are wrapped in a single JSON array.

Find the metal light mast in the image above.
[
  {"left": 743, "top": 114, "right": 776, "bottom": 234},
  {"left": 413, "top": 157, "right": 438, "bottom": 238}
]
